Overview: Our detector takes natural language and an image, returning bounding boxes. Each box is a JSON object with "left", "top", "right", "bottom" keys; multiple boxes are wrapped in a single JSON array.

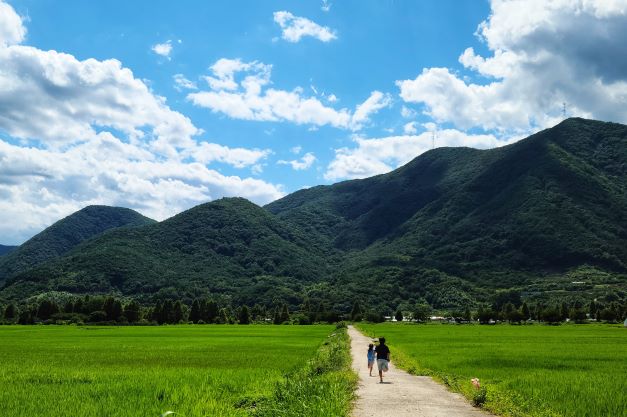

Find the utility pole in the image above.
[
  {"left": 432, "top": 131, "right": 436, "bottom": 149},
  {"left": 562, "top": 102, "right": 567, "bottom": 119}
]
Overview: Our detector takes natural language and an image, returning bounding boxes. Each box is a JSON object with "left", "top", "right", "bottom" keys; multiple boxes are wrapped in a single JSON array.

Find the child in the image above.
[{"left": 367, "top": 343, "right": 376, "bottom": 376}]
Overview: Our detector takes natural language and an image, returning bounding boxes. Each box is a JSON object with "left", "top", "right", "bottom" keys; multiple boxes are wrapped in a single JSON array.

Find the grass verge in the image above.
[{"left": 250, "top": 324, "right": 358, "bottom": 417}]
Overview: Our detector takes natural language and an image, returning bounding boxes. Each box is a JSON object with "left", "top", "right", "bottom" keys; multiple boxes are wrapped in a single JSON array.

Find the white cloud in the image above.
[
  {"left": 403, "top": 121, "right": 418, "bottom": 134},
  {"left": 152, "top": 40, "right": 172, "bottom": 59},
  {"left": 400, "top": 105, "right": 416, "bottom": 118},
  {"left": 0, "top": 46, "right": 200, "bottom": 147},
  {"left": 185, "top": 142, "right": 271, "bottom": 168},
  {"left": 0, "top": 4, "right": 284, "bottom": 244},
  {"left": 321, "top": 0, "right": 332, "bottom": 12},
  {"left": 324, "top": 129, "right": 506, "bottom": 181},
  {"left": 326, "top": 93, "right": 338, "bottom": 103},
  {"left": 290, "top": 146, "right": 302, "bottom": 154},
  {"left": 188, "top": 58, "right": 389, "bottom": 130},
  {"left": 278, "top": 152, "right": 316, "bottom": 171},
  {"left": 397, "top": 0, "right": 627, "bottom": 133},
  {"left": 0, "top": 136, "right": 284, "bottom": 244},
  {"left": 0, "top": 0, "right": 26, "bottom": 46},
  {"left": 273, "top": 11, "right": 337, "bottom": 43},
  {"left": 173, "top": 74, "right": 197, "bottom": 90},
  {"left": 351, "top": 91, "right": 392, "bottom": 129}
]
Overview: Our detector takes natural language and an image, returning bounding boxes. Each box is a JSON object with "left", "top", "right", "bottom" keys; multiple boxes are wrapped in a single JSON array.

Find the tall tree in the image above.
[
  {"left": 394, "top": 309, "right": 403, "bottom": 322},
  {"left": 172, "top": 300, "right": 184, "bottom": 323},
  {"left": 4, "top": 303, "right": 17, "bottom": 320},
  {"left": 189, "top": 299, "right": 202, "bottom": 323},
  {"left": 204, "top": 300, "right": 219, "bottom": 323},
  {"left": 124, "top": 300, "right": 141, "bottom": 323},
  {"left": 162, "top": 300, "right": 174, "bottom": 324},
  {"left": 37, "top": 300, "right": 59, "bottom": 320},
  {"left": 280, "top": 304, "right": 290, "bottom": 323},
  {"left": 239, "top": 305, "right": 250, "bottom": 325},
  {"left": 350, "top": 301, "right": 363, "bottom": 321},
  {"left": 521, "top": 302, "right": 530, "bottom": 321},
  {"left": 413, "top": 303, "right": 431, "bottom": 322}
]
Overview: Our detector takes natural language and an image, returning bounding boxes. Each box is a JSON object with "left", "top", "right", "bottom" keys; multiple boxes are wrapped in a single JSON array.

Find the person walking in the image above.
[
  {"left": 375, "top": 337, "right": 390, "bottom": 383},
  {"left": 367, "top": 343, "right": 376, "bottom": 376}
]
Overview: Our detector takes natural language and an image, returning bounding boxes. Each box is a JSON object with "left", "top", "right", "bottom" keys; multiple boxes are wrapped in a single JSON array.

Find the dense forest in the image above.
[{"left": 1, "top": 118, "right": 626, "bottom": 320}]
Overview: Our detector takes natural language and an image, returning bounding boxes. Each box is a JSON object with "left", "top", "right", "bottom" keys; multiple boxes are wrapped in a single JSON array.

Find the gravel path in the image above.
[{"left": 348, "top": 325, "right": 492, "bottom": 417}]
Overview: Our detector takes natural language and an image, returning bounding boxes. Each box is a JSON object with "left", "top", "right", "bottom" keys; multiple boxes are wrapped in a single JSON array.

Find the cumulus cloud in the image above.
[
  {"left": 278, "top": 152, "right": 316, "bottom": 171},
  {"left": 0, "top": 135, "right": 283, "bottom": 244},
  {"left": 324, "top": 129, "right": 506, "bottom": 181},
  {"left": 185, "top": 142, "right": 271, "bottom": 168},
  {"left": 273, "top": 11, "right": 337, "bottom": 43},
  {"left": 400, "top": 105, "right": 416, "bottom": 118},
  {"left": 0, "top": 0, "right": 25, "bottom": 46},
  {"left": 403, "top": 121, "right": 418, "bottom": 134},
  {"left": 397, "top": 0, "right": 627, "bottom": 133},
  {"left": 173, "top": 73, "right": 197, "bottom": 90},
  {"left": 188, "top": 58, "right": 389, "bottom": 130},
  {"left": 0, "top": 3, "right": 284, "bottom": 244},
  {"left": 152, "top": 40, "right": 173, "bottom": 58},
  {"left": 351, "top": 91, "right": 392, "bottom": 129},
  {"left": 0, "top": 46, "right": 200, "bottom": 147}
]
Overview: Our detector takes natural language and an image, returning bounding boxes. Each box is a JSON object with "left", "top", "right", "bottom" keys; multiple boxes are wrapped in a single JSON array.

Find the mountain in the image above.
[
  {"left": 2, "top": 118, "right": 626, "bottom": 311},
  {"left": 0, "top": 245, "right": 17, "bottom": 257},
  {"left": 1, "top": 198, "right": 332, "bottom": 305},
  {"left": 269, "top": 118, "right": 627, "bottom": 307},
  {"left": 0, "top": 205, "right": 155, "bottom": 286},
  {"left": 269, "top": 118, "right": 627, "bottom": 272}
]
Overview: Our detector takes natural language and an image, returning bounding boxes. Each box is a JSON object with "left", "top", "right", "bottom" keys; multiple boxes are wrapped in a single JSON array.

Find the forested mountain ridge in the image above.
[
  {"left": 0, "top": 205, "right": 156, "bottom": 286},
  {"left": 0, "top": 245, "right": 17, "bottom": 257},
  {"left": 1, "top": 118, "right": 626, "bottom": 312},
  {"left": 1, "top": 198, "right": 333, "bottom": 305}
]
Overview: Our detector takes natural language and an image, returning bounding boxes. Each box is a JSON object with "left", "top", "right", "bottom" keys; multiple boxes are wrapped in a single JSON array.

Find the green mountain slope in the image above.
[
  {"left": 0, "top": 205, "right": 155, "bottom": 285},
  {"left": 2, "top": 198, "right": 331, "bottom": 304},
  {"left": 2, "top": 118, "right": 626, "bottom": 311},
  {"left": 269, "top": 118, "right": 627, "bottom": 308},
  {"left": 0, "top": 245, "right": 17, "bottom": 257}
]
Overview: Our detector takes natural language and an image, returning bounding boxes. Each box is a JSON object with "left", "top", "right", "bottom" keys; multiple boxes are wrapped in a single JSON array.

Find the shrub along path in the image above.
[{"left": 348, "top": 326, "right": 491, "bottom": 417}]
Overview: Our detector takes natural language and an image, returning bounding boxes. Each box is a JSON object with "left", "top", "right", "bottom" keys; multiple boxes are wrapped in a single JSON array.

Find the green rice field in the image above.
[
  {"left": 356, "top": 323, "right": 627, "bottom": 417},
  {"left": 0, "top": 325, "right": 344, "bottom": 417}
]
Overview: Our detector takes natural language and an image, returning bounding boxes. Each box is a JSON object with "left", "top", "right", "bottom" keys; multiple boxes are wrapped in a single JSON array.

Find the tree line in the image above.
[
  {"left": 349, "top": 297, "right": 627, "bottom": 324},
  {"left": 0, "top": 295, "right": 344, "bottom": 325},
  {"left": 2, "top": 292, "right": 625, "bottom": 326}
]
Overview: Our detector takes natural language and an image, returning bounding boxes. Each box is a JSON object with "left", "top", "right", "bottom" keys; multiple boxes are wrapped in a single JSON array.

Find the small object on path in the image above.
[{"left": 348, "top": 325, "right": 493, "bottom": 417}]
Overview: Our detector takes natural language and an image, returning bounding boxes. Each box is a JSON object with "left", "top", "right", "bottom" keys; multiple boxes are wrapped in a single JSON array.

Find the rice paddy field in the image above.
[
  {"left": 356, "top": 323, "right": 627, "bottom": 417},
  {"left": 0, "top": 325, "right": 347, "bottom": 417}
]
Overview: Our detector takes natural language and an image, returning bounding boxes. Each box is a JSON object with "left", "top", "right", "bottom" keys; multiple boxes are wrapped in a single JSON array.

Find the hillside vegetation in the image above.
[
  {"left": 0, "top": 245, "right": 16, "bottom": 257},
  {"left": 0, "top": 206, "right": 155, "bottom": 286},
  {"left": 1, "top": 118, "right": 626, "bottom": 314}
]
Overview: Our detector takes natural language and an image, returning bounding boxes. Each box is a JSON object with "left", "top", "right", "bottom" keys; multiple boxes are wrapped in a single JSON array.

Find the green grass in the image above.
[
  {"left": 0, "top": 324, "right": 350, "bottom": 417},
  {"left": 253, "top": 324, "right": 357, "bottom": 416},
  {"left": 356, "top": 323, "right": 627, "bottom": 417}
]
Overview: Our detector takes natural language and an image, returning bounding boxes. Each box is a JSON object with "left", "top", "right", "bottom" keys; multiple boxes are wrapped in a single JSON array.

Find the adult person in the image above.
[{"left": 375, "top": 337, "right": 390, "bottom": 383}]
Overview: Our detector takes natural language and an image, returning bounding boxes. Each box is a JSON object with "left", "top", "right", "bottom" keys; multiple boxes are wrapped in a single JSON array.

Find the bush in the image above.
[{"left": 88, "top": 310, "right": 107, "bottom": 323}]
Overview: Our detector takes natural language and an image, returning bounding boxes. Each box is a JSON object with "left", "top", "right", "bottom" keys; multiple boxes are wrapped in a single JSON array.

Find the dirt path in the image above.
[{"left": 348, "top": 325, "right": 492, "bottom": 417}]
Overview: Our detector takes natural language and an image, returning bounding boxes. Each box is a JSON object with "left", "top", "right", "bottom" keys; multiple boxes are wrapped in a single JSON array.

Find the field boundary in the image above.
[{"left": 250, "top": 324, "right": 358, "bottom": 417}]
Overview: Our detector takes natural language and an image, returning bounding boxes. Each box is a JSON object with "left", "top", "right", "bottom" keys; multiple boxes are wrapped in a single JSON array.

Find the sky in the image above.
[{"left": 2, "top": 0, "right": 627, "bottom": 244}]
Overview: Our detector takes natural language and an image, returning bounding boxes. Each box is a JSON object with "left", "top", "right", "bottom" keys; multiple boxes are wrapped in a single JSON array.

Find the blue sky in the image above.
[{"left": 1, "top": 0, "right": 627, "bottom": 244}]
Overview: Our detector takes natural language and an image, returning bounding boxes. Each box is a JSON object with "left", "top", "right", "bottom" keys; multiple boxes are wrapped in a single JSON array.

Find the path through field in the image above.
[{"left": 348, "top": 325, "right": 492, "bottom": 417}]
